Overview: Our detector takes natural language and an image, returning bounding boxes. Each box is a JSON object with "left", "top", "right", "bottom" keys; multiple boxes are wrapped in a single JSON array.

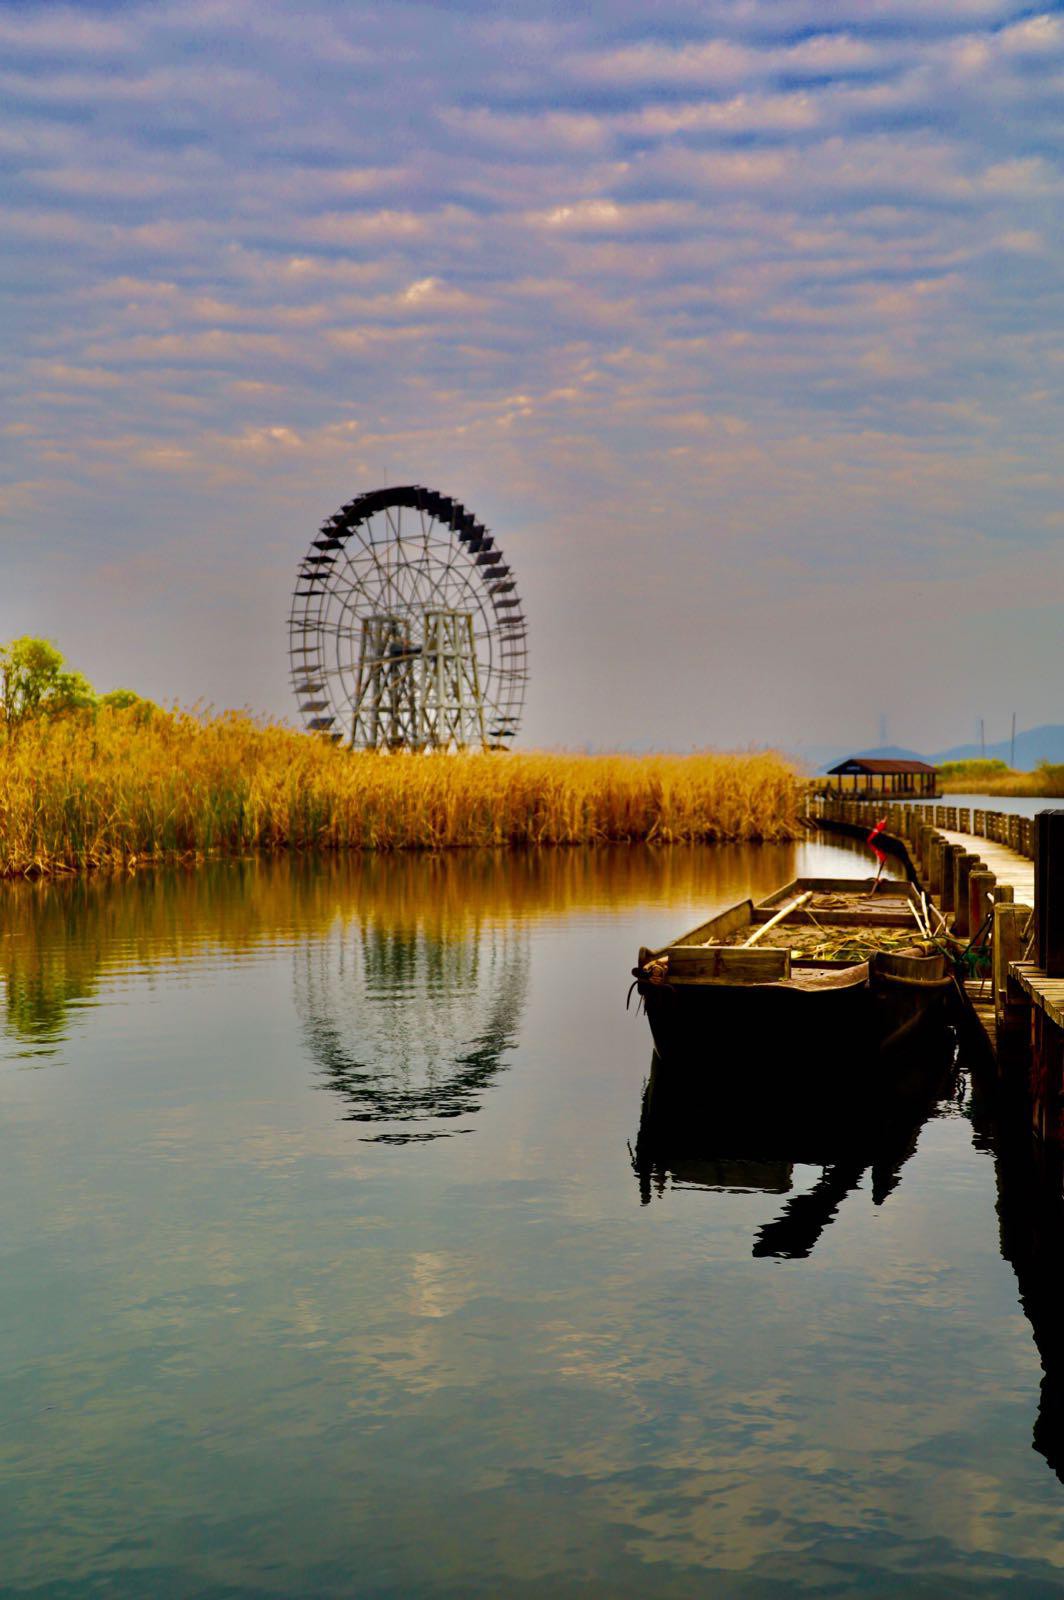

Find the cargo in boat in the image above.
[{"left": 632, "top": 877, "right": 955, "bottom": 1067}]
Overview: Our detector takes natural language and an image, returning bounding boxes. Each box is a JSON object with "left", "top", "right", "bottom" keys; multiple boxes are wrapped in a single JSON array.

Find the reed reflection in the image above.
[
  {"left": 633, "top": 1040, "right": 960, "bottom": 1258},
  {"left": 0, "top": 843, "right": 819, "bottom": 1055}
]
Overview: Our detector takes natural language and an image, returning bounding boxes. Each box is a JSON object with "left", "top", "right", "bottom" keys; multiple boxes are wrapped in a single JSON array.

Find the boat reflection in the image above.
[{"left": 633, "top": 1036, "right": 960, "bottom": 1257}]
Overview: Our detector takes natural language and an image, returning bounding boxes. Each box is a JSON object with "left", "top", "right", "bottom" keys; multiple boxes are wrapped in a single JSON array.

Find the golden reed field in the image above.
[{"left": 0, "top": 707, "right": 802, "bottom": 876}]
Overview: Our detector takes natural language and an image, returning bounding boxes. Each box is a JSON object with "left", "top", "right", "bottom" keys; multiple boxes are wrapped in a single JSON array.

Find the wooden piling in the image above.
[
  {"left": 1035, "top": 811, "right": 1064, "bottom": 977},
  {"left": 941, "top": 844, "right": 964, "bottom": 914},
  {"left": 954, "top": 853, "right": 982, "bottom": 938},
  {"left": 969, "top": 870, "right": 996, "bottom": 945},
  {"left": 994, "top": 903, "right": 1028, "bottom": 1039}
]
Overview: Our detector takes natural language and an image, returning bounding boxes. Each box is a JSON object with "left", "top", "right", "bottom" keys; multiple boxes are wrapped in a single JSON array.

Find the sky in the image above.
[{"left": 1, "top": 0, "right": 1062, "bottom": 759}]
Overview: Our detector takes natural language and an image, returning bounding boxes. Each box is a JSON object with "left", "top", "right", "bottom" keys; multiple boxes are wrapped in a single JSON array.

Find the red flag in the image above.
[{"left": 867, "top": 816, "right": 888, "bottom": 874}]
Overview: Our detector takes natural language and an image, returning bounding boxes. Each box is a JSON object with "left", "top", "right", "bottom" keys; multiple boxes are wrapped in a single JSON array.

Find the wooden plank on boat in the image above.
[
  {"left": 666, "top": 945, "right": 791, "bottom": 982},
  {"left": 751, "top": 908, "right": 916, "bottom": 928},
  {"left": 744, "top": 891, "right": 813, "bottom": 946},
  {"left": 757, "top": 877, "right": 911, "bottom": 902},
  {"left": 653, "top": 899, "right": 753, "bottom": 955},
  {"left": 752, "top": 878, "right": 919, "bottom": 929}
]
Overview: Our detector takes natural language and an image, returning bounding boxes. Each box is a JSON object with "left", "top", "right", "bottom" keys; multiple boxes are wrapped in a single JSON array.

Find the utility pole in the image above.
[
  {"left": 1011, "top": 711, "right": 1017, "bottom": 769},
  {"left": 980, "top": 718, "right": 985, "bottom": 760}
]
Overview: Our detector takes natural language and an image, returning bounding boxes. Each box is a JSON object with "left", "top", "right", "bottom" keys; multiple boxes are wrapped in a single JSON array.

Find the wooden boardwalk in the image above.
[
  {"left": 1010, "top": 962, "right": 1064, "bottom": 1029},
  {"left": 936, "top": 829, "right": 1035, "bottom": 1056},
  {"left": 939, "top": 829, "right": 1035, "bottom": 906},
  {"left": 807, "top": 794, "right": 1064, "bottom": 1141},
  {"left": 811, "top": 795, "right": 1064, "bottom": 1132}
]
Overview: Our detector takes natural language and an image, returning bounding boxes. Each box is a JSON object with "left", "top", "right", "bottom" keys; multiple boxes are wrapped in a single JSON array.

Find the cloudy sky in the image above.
[{"left": 2, "top": 0, "right": 1062, "bottom": 757}]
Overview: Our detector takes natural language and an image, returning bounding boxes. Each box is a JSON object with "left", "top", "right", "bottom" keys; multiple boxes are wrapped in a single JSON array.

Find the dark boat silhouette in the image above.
[{"left": 633, "top": 1037, "right": 959, "bottom": 1259}]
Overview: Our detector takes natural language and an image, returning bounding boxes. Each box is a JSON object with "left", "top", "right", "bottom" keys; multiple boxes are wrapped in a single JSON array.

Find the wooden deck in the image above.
[
  {"left": 1011, "top": 962, "right": 1064, "bottom": 1030},
  {"left": 939, "top": 829, "right": 1036, "bottom": 906}
]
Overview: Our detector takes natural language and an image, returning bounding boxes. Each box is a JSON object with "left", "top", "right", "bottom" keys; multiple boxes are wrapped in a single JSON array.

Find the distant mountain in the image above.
[
  {"left": 803, "top": 743, "right": 933, "bottom": 775},
  {"left": 931, "top": 725, "right": 1064, "bottom": 771},
  {"left": 843, "top": 744, "right": 929, "bottom": 764},
  {"left": 799, "top": 726, "right": 1064, "bottom": 775}
]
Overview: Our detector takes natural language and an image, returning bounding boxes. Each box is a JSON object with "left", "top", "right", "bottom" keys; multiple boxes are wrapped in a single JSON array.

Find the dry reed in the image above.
[{"left": 0, "top": 707, "right": 802, "bottom": 876}]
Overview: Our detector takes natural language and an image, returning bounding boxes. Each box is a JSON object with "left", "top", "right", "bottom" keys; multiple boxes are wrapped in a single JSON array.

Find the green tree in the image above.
[
  {"left": 0, "top": 636, "right": 96, "bottom": 736},
  {"left": 99, "top": 687, "right": 157, "bottom": 722},
  {"left": 98, "top": 687, "right": 139, "bottom": 709}
]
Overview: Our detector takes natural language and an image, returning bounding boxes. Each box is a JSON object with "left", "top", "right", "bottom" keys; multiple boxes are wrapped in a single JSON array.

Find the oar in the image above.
[{"left": 743, "top": 891, "right": 813, "bottom": 948}]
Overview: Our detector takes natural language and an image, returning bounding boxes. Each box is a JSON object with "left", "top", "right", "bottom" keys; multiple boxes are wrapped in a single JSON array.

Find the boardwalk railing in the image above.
[{"left": 809, "top": 795, "right": 1035, "bottom": 860}]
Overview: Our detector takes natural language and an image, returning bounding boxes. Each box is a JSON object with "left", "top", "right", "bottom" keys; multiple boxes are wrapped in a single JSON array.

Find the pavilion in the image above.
[{"left": 822, "top": 757, "right": 939, "bottom": 800}]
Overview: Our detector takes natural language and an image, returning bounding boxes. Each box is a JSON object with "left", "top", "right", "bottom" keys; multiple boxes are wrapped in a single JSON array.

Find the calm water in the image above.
[
  {"left": 3, "top": 842, "right": 1064, "bottom": 1597},
  {"left": 906, "top": 793, "right": 1053, "bottom": 819},
  {"left": 943, "top": 793, "right": 1056, "bottom": 820}
]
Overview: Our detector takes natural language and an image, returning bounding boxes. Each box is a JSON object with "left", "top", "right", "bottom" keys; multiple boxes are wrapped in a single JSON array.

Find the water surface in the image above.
[
  {"left": 3, "top": 842, "right": 1064, "bottom": 1597},
  {"left": 907, "top": 793, "right": 1053, "bottom": 819}
]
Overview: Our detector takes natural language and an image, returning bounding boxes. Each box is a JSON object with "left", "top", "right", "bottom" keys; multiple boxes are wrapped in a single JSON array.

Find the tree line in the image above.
[{"left": 0, "top": 637, "right": 152, "bottom": 738}]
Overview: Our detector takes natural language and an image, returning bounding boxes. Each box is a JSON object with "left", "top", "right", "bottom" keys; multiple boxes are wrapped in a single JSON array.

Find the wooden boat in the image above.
[{"left": 632, "top": 877, "right": 956, "bottom": 1067}]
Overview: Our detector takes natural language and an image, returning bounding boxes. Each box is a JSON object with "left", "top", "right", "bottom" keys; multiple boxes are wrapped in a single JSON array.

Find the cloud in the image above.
[
  {"left": 300, "top": 209, "right": 428, "bottom": 243},
  {"left": 531, "top": 198, "right": 697, "bottom": 233},
  {"left": 28, "top": 363, "right": 122, "bottom": 388},
  {"left": 1, "top": 0, "right": 1061, "bottom": 749},
  {"left": 0, "top": 10, "right": 133, "bottom": 54},
  {"left": 83, "top": 330, "right": 302, "bottom": 364},
  {"left": 572, "top": 32, "right": 881, "bottom": 86}
]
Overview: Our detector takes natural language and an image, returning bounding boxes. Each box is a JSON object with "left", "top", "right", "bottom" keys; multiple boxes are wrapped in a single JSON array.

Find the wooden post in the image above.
[
  {"left": 952, "top": 851, "right": 967, "bottom": 931},
  {"left": 968, "top": 870, "right": 995, "bottom": 945},
  {"left": 941, "top": 844, "right": 963, "bottom": 914},
  {"left": 928, "top": 835, "right": 944, "bottom": 896},
  {"left": 953, "top": 852, "right": 981, "bottom": 937},
  {"left": 994, "top": 901, "right": 1029, "bottom": 1041},
  {"left": 927, "top": 824, "right": 940, "bottom": 876},
  {"left": 1035, "top": 811, "right": 1064, "bottom": 977}
]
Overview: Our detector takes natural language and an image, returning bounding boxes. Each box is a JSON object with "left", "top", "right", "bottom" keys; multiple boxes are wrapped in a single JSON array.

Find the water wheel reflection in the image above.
[{"left": 294, "top": 918, "right": 528, "bottom": 1141}]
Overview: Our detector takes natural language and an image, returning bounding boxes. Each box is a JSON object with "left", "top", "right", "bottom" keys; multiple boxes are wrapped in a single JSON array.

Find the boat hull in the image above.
[{"left": 637, "top": 964, "right": 873, "bottom": 1075}]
